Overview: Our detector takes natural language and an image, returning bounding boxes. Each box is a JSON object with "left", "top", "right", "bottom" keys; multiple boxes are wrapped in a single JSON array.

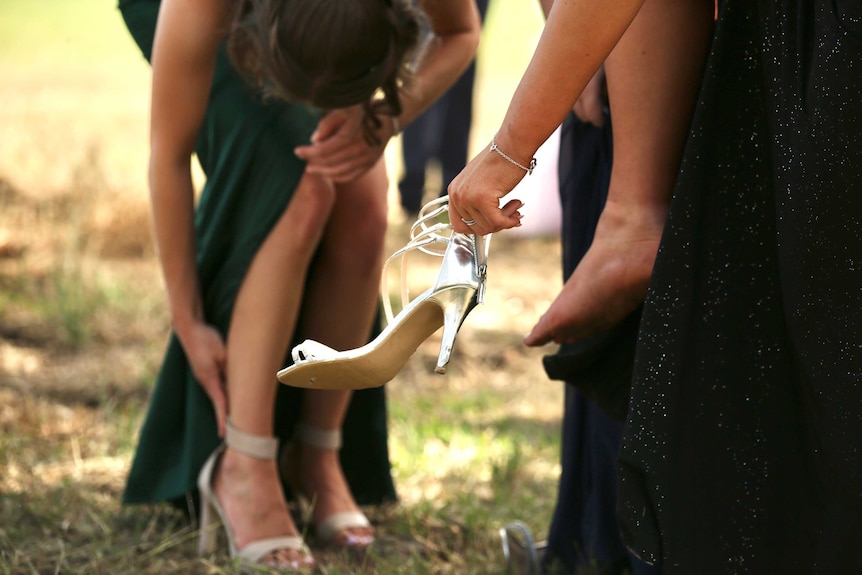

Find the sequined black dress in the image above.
[{"left": 617, "top": 0, "right": 862, "bottom": 572}]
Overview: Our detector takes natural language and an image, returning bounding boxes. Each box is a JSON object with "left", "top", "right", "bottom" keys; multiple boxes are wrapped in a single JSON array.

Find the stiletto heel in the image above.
[
  {"left": 197, "top": 419, "right": 314, "bottom": 571},
  {"left": 434, "top": 285, "right": 477, "bottom": 374},
  {"left": 196, "top": 485, "right": 219, "bottom": 556},
  {"left": 276, "top": 196, "right": 489, "bottom": 390}
]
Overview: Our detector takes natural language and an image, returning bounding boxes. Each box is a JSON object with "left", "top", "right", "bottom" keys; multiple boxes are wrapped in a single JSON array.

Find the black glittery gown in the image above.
[{"left": 617, "top": 0, "right": 862, "bottom": 573}]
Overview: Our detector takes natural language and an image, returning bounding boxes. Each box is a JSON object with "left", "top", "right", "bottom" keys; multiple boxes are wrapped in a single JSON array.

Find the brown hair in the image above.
[{"left": 228, "top": 0, "right": 421, "bottom": 144}]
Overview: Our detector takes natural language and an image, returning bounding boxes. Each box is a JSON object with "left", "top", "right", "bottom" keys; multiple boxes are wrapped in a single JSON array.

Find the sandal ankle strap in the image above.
[
  {"left": 226, "top": 418, "right": 279, "bottom": 460},
  {"left": 295, "top": 423, "right": 341, "bottom": 450}
]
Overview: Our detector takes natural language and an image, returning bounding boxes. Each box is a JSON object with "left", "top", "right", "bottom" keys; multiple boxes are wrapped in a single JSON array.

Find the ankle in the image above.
[
  {"left": 600, "top": 197, "right": 669, "bottom": 236},
  {"left": 219, "top": 447, "right": 280, "bottom": 486},
  {"left": 293, "top": 448, "right": 342, "bottom": 493}
]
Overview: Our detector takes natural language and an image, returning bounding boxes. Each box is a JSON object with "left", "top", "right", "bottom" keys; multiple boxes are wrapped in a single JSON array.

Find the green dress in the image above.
[{"left": 118, "top": 0, "right": 396, "bottom": 509}]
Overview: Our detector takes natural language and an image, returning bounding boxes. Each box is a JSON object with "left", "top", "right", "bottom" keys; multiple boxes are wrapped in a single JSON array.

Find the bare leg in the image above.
[
  {"left": 298, "top": 158, "right": 389, "bottom": 355},
  {"left": 290, "top": 158, "right": 389, "bottom": 543},
  {"left": 214, "top": 172, "right": 336, "bottom": 562},
  {"left": 526, "top": 0, "right": 714, "bottom": 346}
]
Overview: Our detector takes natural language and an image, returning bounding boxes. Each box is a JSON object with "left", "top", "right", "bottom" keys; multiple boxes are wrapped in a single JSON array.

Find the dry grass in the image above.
[
  {"left": 0, "top": 1, "right": 569, "bottom": 573},
  {"left": 0, "top": 179, "right": 565, "bottom": 573}
]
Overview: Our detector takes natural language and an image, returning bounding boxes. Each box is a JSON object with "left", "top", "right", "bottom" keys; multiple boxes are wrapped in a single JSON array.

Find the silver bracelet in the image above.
[{"left": 490, "top": 133, "right": 536, "bottom": 175}]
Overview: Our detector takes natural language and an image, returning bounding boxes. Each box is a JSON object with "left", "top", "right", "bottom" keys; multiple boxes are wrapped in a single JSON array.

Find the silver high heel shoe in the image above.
[{"left": 277, "top": 196, "right": 489, "bottom": 390}]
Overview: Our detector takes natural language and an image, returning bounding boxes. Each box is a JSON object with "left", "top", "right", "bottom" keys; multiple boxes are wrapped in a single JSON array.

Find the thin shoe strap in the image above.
[
  {"left": 316, "top": 511, "right": 371, "bottom": 543},
  {"left": 295, "top": 423, "right": 341, "bottom": 450},
  {"left": 225, "top": 418, "right": 279, "bottom": 460},
  {"left": 236, "top": 535, "right": 310, "bottom": 563}
]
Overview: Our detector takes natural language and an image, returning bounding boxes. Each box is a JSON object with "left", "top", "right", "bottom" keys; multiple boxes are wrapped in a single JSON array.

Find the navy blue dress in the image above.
[{"left": 541, "top": 112, "right": 657, "bottom": 575}]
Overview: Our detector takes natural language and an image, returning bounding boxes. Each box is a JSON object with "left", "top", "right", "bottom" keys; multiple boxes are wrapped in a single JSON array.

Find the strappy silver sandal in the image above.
[{"left": 277, "top": 196, "right": 489, "bottom": 390}]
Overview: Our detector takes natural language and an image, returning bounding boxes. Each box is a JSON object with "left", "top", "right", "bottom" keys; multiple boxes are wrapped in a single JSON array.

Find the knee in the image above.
[
  {"left": 287, "top": 174, "right": 337, "bottom": 247},
  {"left": 330, "top": 174, "right": 389, "bottom": 264},
  {"left": 350, "top": 194, "right": 388, "bottom": 271},
  {"left": 331, "top": 210, "right": 387, "bottom": 276},
  {"left": 350, "top": 194, "right": 388, "bottom": 250},
  {"left": 321, "top": 197, "right": 387, "bottom": 274}
]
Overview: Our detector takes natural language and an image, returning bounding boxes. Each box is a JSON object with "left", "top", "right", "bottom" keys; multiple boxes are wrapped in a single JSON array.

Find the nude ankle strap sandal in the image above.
[
  {"left": 290, "top": 423, "right": 373, "bottom": 548},
  {"left": 294, "top": 422, "right": 341, "bottom": 450},
  {"left": 197, "top": 419, "right": 313, "bottom": 570},
  {"left": 225, "top": 422, "right": 280, "bottom": 459}
]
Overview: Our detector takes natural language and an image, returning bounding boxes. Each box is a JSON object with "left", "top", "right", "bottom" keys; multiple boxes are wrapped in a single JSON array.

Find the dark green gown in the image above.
[{"left": 118, "top": 0, "right": 396, "bottom": 509}]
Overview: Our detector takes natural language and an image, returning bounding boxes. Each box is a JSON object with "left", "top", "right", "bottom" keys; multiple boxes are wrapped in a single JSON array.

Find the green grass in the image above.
[
  {"left": 0, "top": 368, "right": 560, "bottom": 573},
  {"left": 0, "top": 228, "right": 563, "bottom": 574}
]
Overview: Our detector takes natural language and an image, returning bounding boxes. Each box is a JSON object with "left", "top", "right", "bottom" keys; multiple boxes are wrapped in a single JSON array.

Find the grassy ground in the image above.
[{"left": 0, "top": 1, "right": 566, "bottom": 573}]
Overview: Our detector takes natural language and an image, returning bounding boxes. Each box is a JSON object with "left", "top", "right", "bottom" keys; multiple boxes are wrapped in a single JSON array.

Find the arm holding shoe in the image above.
[{"left": 447, "top": 0, "right": 645, "bottom": 235}]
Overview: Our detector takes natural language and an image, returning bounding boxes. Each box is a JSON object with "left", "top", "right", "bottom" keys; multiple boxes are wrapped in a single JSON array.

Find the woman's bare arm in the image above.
[
  {"left": 398, "top": 0, "right": 482, "bottom": 125},
  {"left": 148, "top": 0, "right": 233, "bottom": 435},
  {"left": 448, "top": 0, "right": 644, "bottom": 233},
  {"left": 149, "top": 0, "right": 229, "bottom": 331}
]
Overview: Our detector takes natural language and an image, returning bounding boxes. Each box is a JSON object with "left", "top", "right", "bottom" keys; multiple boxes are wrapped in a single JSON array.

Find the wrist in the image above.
[
  {"left": 489, "top": 133, "right": 537, "bottom": 176},
  {"left": 170, "top": 305, "right": 203, "bottom": 338}
]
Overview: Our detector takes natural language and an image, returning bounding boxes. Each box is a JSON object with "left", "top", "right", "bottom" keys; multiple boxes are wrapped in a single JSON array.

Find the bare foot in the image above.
[
  {"left": 524, "top": 199, "right": 666, "bottom": 346},
  {"left": 284, "top": 444, "right": 374, "bottom": 549},
  {"left": 214, "top": 449, "right": 314, "bottom": 569}
]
